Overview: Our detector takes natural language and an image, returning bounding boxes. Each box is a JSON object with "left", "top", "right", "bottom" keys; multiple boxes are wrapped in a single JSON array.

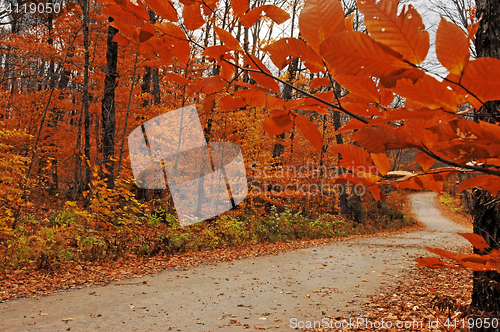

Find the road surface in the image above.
[{"left": 0, "top": 192, "right": 470, "bottom": 331}]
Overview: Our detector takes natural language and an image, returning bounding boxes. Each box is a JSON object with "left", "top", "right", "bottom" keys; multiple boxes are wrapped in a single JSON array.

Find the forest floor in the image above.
[{"left": 0, "top": 192, "right": 473, "bottom": 331}]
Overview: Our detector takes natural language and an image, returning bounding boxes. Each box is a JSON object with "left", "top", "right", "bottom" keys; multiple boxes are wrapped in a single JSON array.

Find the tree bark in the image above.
[
  {"left": 141, "top": 67, "right": 152, "bottom": 107},
  {"left": 333, "top": 83, "right": 348, "bottom": 214},
  {"left": 101, "top": 23, "right": 118, "bottom": 189},
  {"left": 471, "top": 0, "right": 500, "bottom": 327},
  {"left": 152, "top": 68, "right": 160, "bottom": 105},
  {"left": 471, "top": 189, "right": 500, "bottom": 315},
  {"left": 81, "top": 0, "right": 92, "bottom": 204}
]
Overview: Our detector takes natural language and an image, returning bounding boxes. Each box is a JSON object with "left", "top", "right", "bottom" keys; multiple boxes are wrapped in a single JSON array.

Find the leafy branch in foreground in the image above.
[{"left": 102, "top": 0, "right": 500, "bottom": 277}]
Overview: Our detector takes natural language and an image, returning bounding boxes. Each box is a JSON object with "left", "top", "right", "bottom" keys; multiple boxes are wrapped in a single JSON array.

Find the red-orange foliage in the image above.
[
  {"left": 0, "top": 0, "right": 495, "bottom": 272},
  {"left": 101, "top": 0, "right": 500, "bottom": 269}
]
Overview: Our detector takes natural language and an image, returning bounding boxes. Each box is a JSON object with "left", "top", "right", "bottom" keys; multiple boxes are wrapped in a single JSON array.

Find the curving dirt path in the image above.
[{"left": 0, "top": 192, "right": 470, "bottom": 331}]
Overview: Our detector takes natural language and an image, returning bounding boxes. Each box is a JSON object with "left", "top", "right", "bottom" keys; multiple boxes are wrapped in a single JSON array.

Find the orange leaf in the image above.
[
  {"left": 391, "top": 74, "right": 458, "bottom": 111},
  {"left": 103, "top": 4, "right": 144, "bottom": 25},
  {"left": 294, "top": 114, "right": 323, "bottom": 152},
  {"left": 231, "top": 0, "right": 249, "bottom": 17},
  {"left": 263, "top": 114, "right": 293, "bottom": 136},
  {"left": 139, "top": 22, "right": 155, "bottom": 43},
  {"left": 335, "top": 75, "right": 379, "bottom": 103},
  {"left": 155, "top": 22, "right": 186, "bottom": 40},
  {"left": 414, "top": 257, "right": 458, "bottom": 269},
  {"left": 415, "top": 151, "right": 435, "bottom": 171},
  {"left": 334, "top": 173, "right": 365, "bottom": 186},
  {"left": 321, "top": 31, "right": 413, "bottom": 79},
  {"left": 418, "top": 174, "right": 444, "bottom": 194},
  {"left": 239, "top": 5, "right": 290, "bottom": 27},
  {"left": 303, "top": 91, "right": 335, "bottom": 105},
  {"left": 203, "top": 94, "right": 221, "bottom": 116},
  {"left": 298, "top": 0, "right": 345, "bottom": 53},
  {"left": 353, "top": 125, "right": 418, "bottom": 153},
  {"left": 399, "top": 176, "right": 423, "bottom": 191},
  {"left": 263, "top": 5, "right": 290, "bottom": 24},
  {"left": 342, "top": 102, "right": 383, "bottom": 116},
  {"left": 337, "top": 118, "right": 368, "bottom": 133},
  {"left": 460, "top": 57, "right": 500, "bottom": 105},
  {"left": 427, "top": 118, "right": 483, "bottom": 143},
  {"left": 188, "top": 76, "right": 226, "bottom": 94},
  {"left": 219, "top": 95, "right": 247, "bottom": 110},
  {"left": 219, "top": 56, "right": 236, "bottom": 81},
  {"left": 285, "top": 98, "right": 304, "bottom": 110},
  {"left": 436, "top": 17, "right": 470, "bottom": 76},
  {"left": 233, "top": 89, "right": 267, "bottom": 108},
  {"left": 457, "top": 175, "right": 500, "bottom": 196},
  {"left": 379, "top": 86, "right": 394, "bottom": 106},
  {"left": 233, "top": 81, "right": 271, "bottom": 93},
  {"left": 329, "top": 144, "right": 376, "bottom": 172},
  {"left": 238, "top": 7, "right": 261, "bottom": 26},
  {"left": 345, "top": 12, "right": 354, "bottom": 31},
  {"left": 426, "top": 246, "right": 458, "bottom": 261},
  {"left": 202, "top": 45, "right": 231, "bottom": 60},
  {"left": 310, "top": 77, "right": 331, "bottom": 89},
  {"left": 458, "top": 261, "right": 493, "bottom": 271},
  {"left": 371, "top": 152, "right": 391, "bottom": 176},
  {"left": 264, "top": 38, "right": 324, "bottom": 73},
  {"left": 457, "top": 254, "right": 491, "bottom": 265},
  {"left": 127, "top": 0, "right": 150, "bottom": 21},
  {"left": 244, "top": 54, "right": 281, "bottom": 94},
  {"left": 468, "top": 20, "right": 480, "bottom": 43},
  {"left": 298, "top": 105, "right": 329, "bottom": 115},
  {"left": 110, "top": 20, "right": 136, "bottom": 42},
  {"left": 266, "top": 95, "right": 286, "bottom": 111},
  {"left": 112, "top": 32, "right": 130, "bottom": 45},
  {"left": 143, "top": 0, "right": 178, "bottom": 22},
  {"left": 183, "top": 3, "right": 205, "bottom": 31},
  {"left": 155, "top": 22, "right": 190, "bottom": 65},
  {"left": 201, "top": 0, "right": 218, "bottom": 15},
  {"left": 490, "top": 251, "right": 500, "bottom": 273},
  {"left": 214, "top": 26, "right": 242, "bottom": 51},
  {"left": 367, "top": 185, "right": 384, "bottom": 200},
  {"left": 358, "top": 0, "right": 429, "bottom": 65},
  {"left": 164, "top": 73, "right": 190, "bottom": 86}
]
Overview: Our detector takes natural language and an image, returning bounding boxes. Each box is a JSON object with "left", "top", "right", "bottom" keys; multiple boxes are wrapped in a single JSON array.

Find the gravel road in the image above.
[{"left": 0, "top": 192, "right": 471, "bottom": 331}]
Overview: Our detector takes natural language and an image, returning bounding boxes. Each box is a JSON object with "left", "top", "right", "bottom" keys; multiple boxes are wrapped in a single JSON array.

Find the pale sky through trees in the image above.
[{"left": 407, "top": 0, "right": 475, "bottom": 75}]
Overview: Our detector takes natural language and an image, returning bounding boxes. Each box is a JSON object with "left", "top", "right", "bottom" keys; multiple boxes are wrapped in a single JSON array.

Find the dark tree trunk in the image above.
[
  {"left": 471, "top": 0, "right": 500, "bottom": 327},
  {"left": 81, "top": 0, "right": 92, "bottom": 204},
  {"left": 141, "top": 67, "right": 152, "bottom": 107},
  {"left": 152, "top": 68, "right": 161, "bottom": 105},
  {"left": 271, "top": 58, "right": 299, "bottom": 163},
  {"left": 471, "top": 189, "right": 500, "bottom": 313},
  {"left": 141, "top": 10, "right": 157, "bottom": 108},
  {"left": 475, "top": 0, "right": 500, "bottom": 59},
  {"left": 333, "top": 83, "right": 348, "bottom": 214},
  {"left": 101, "top": 23, "right": 118, "bottom": 189}
]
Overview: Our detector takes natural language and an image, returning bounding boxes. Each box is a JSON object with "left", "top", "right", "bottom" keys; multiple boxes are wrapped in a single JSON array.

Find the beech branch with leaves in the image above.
[{"left": 101, "top": 0, "right": 500, "bottom": 271}]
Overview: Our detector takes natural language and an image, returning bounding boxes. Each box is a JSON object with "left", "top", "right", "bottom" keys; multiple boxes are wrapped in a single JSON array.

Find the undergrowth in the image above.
[
  {"left": 0, "top": 192, "right": 417, "bottom": 272},
  {"left": 440, "top": 193, "right": 470, "bottom": 216}
]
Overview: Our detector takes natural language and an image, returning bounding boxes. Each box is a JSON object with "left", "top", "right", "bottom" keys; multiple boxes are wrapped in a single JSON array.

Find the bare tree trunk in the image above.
[
  {"left": 272, "top": 1, "right": 298, "bottom": 161},
  {"left": 152, "top": 68, "right": 160, "bottom": 105},
  {"left": 333, "top": 83, "right": 348, "bottom": 214},
  {"left": 101, "top": 23, "right": 118, "bottom": 189},
  {"left": 141, "top": 67, "right": 152, "bottom": 107},
  {"left": 470, "top": 0, "right": 500, "bottom": 327},
  {"left": 141, "top": 9, "right": 156, "bottom": 108},
  {"left": 80, "top": 0, "right": 92, "bottom": 205},
  {"left": 47, "top": 0, "right": 58, "bottom": 196}
]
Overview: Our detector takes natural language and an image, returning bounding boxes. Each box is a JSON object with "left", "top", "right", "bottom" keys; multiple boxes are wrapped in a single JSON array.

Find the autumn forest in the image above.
[{"left": 1, "top": 0, "right": 500, "bottom": 328}]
